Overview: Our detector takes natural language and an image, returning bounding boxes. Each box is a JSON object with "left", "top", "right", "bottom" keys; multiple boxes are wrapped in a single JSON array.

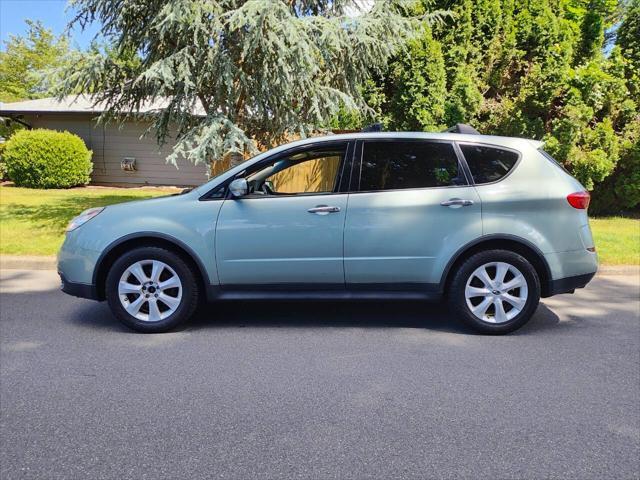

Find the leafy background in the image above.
[
  {"left": 335, "top": 0, "right": 639, "bottom": 214},
  {"left": 0, "top": 0, "right": 638, "bottom": 214}
]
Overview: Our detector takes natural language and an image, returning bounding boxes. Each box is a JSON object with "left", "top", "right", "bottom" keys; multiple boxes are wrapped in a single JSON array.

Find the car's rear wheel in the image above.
[
  {"left": 105, "top": 246, "right": 199, "bottom": 333},
  {"left": 448, "top": 249, "right": 540, "bottom": 334}
]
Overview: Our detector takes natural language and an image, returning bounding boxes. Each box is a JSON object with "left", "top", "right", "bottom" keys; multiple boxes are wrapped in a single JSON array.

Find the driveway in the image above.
[{"left": 1, "top": 270, "right": 638, "bottom": 479}]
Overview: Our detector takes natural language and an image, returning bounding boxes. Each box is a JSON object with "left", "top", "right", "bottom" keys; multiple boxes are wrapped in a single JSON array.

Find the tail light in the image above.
[{"left": 567, "top": 191, "right": 590, "bottom": 209}]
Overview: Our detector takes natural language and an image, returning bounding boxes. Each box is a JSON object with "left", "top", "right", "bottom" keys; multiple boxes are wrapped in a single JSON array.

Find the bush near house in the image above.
[
  {"left": 0, "top": 143, "right": 7, "bottom": 179},
  {"left": 3, "top": 129, "right": 92, "bottom": 188}
]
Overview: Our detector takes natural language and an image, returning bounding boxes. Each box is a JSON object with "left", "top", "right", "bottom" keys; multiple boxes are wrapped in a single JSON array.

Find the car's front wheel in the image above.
[
  {"left": 448, "top": 249, "right": 541, "bottom": 334},
  {"left": 105, "top": 246, "right": 199, "bottom": 333}
]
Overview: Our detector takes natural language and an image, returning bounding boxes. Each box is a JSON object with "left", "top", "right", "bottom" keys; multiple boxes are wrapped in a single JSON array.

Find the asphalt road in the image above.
[{"left": 1, "top": 270, "right": 638, "bottom": 480}]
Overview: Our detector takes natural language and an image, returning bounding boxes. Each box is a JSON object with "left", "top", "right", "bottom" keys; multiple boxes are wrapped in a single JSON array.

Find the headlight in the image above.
[{"left": 66, "top": 207, "right": 105, "bottom": 232}]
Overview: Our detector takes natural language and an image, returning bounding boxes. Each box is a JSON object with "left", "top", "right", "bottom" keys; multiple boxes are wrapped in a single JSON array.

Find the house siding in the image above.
[{"left": 20, "top": 113, "right": 209, "bottom": 187}]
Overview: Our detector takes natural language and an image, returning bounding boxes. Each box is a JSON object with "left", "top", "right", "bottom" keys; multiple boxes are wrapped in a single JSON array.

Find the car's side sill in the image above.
[
  {"left": 206, "top": 283, "right": 442, "bottom": 302},
  {"left": 59, "top": 274, "right": 99, "bottom": 301}
]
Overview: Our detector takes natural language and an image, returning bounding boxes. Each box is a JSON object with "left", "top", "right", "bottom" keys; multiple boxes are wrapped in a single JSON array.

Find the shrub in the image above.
[
  {"left": 591, "top": 119, "right": 640, "bottom": 215},
  {"left": 3, "top": 129, "right": 92, "bottom": 188},
  {"left": 0, "top": 143, "right": 7, "bottom": 180}
]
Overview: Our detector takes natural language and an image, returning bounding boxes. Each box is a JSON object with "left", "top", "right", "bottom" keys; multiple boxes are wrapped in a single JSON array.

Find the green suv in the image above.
[{"left": 58, "top": 131, "right": 597, "bottom": 334}]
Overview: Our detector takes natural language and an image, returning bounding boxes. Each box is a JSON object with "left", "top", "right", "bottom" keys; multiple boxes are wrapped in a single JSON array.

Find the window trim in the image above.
[
  {"left": 352, "top": 138, "right": 470, "bottom": 194},
  {"left": 456, "top": 141, "right": 523, "bottom": 186},
  {"left": 199, "top": 140, "right": 355, "bottom": 200}
]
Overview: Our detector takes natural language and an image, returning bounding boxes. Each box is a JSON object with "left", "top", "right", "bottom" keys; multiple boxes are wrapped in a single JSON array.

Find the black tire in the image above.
[
  {"left": 447, "top": 249, "right": 540, "bottom": 334},
  {"left": 105, "top": 246, "right": 199, "bottom": 333}
]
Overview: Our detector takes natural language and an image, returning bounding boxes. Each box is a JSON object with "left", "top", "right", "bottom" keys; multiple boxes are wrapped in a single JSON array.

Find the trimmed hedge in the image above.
[{"left": 3, "top": 129, "right": 92, "bottom": 188}]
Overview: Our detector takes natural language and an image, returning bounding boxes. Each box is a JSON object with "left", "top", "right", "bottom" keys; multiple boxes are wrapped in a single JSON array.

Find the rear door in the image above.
[{"left": 344, "top": 139, "right": 482, "bottom": 288}]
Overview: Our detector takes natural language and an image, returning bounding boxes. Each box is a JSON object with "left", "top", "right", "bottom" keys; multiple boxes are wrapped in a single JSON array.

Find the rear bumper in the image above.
[
  {"left": 543, "top": 271, "right": 596, "bottom": 297},
  {"left": 59, "top": 273, "right": 99, "bottom": 301}
]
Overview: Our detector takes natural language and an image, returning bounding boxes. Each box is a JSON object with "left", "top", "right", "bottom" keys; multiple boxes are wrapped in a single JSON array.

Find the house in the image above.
[{"left": 0, "top": 95, "right": 209, "bottom": 187}]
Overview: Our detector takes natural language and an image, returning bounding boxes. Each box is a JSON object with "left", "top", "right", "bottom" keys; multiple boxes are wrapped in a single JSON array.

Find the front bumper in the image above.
[
  {"left": 57, "top": 231, "right": 102, "bottom": 286},
  {"left": 59, "top": 272, "right": 99, "bottom": 301}
]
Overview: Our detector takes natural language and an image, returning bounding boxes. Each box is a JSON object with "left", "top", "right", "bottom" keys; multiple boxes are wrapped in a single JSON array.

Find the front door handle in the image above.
[
  {"left": 307, "top": 205, "right": 341, "bottom": 215},
  {"left": 440, "top": 198, "right": 474, "bottom": 207}
]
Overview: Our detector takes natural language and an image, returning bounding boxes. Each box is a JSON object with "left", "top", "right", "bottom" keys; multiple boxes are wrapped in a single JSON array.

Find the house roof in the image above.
[{"left": 0, "top": 94, "right": 205, "bottom": 116}]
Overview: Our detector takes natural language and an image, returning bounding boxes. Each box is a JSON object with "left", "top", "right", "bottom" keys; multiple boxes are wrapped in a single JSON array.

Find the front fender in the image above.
[{"left": 58, "top": 192, "right": 222, "bottom": 286}]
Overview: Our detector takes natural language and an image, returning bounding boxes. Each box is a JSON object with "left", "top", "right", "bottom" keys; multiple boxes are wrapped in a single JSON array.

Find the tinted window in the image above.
[
  {"left": 460, "top": 144, "right": 519, "bottom": 184},
  {"left": 359, "top": 141, "right": 463, "bottom": 191}
]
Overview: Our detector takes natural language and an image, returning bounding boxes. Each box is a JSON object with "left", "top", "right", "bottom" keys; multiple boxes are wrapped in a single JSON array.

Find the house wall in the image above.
[{"left": 20, "top": 113, "right": 209, "bottom": 187}]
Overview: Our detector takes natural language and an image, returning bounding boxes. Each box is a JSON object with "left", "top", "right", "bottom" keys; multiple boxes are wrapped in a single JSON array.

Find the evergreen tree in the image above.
[
  {"left": 59, "top": 0, "right": 441, "bottom": 167},
  {"left": 616, "top": 0, "right": 640, "bottom": 104},
  {"left": 386, "top": 26, "right": 447, "bottom": 131},
  {"left": 351, "top": 0, "right": 637, "bottom": 210}
]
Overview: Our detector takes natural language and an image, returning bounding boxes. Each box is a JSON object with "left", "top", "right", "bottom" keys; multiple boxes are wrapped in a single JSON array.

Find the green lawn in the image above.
[
  {"left": 590, "top": 216, "right": 640, "bottom": 265},
  {"left": 0, "top": 185, "right": 638, "bottom": 264},
  {"left": 0, "top": 185, "right": 179, "bottom": 255}
]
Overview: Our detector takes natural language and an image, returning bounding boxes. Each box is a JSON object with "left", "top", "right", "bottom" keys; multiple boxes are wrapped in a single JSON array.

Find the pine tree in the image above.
[
  {"left": 616, "top": 0, "right": 640, "bottom": 105},
  {"left": 60, "top": 0, "right": 442, "bottom": 167}
]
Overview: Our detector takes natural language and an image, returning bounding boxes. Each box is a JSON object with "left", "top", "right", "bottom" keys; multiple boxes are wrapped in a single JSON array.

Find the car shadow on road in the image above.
[{"left": 64, "top": 297, "right": 561, "bottom": 335}]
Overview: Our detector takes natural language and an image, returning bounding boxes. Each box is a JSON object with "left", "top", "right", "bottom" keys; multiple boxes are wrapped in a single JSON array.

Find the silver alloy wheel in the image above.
[
  {"left": 464, "top": 261, "right": 528, "bottom": 324},
  {"left": 118, "top": 260, "right": 183, "bottom": 322}
]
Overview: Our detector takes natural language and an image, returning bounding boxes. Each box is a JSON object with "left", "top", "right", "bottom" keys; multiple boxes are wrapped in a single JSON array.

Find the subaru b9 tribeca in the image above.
[{"left": 58, "top": 131, "right": 597, "bottom": 334}]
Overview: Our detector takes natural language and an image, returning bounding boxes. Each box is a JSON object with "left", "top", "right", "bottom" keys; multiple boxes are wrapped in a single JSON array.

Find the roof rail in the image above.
[
  {"left": 361, "top": 123, "right": 383, "bottom": 132},
  {"left": 443, "top": 123, "right": 480, "bottom": 135}
]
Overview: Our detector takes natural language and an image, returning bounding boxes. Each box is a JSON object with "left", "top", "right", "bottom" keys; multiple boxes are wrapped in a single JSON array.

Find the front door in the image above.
[
  {"left": 215, "top": 142, "right": 351, "bottom": 286},
  {"left": 344, "top": 139, "right": 482, "bottom": 287}
]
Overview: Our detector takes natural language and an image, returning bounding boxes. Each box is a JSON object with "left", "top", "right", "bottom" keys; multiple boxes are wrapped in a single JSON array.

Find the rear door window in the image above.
[
  {"left": 459, "top": 144, "right": 519, "bottom": 184},
  {"left": 359, "top": 140, "right": 465, "bottom": 191}
]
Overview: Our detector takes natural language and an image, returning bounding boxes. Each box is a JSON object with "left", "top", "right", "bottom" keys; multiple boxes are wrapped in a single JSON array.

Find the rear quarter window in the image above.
[{"left": 459, "top": 144, "right": 519, "bottom": 184}]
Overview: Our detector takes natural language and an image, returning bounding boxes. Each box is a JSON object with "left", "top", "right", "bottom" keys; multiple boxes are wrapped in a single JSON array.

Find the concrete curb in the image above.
[{"left": 0, "top": 255, "right": 638, "bottom": 276}]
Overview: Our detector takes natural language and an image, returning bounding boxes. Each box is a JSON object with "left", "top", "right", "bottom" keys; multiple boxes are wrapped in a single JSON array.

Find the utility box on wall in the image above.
[{"left": 121, "top": 157, "right": 136, "bottom": 172}]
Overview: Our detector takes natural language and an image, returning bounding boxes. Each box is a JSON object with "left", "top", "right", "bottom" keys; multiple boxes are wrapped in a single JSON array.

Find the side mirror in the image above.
[{"left": 229, "top": 178, "right": 248, "bottom": 198}]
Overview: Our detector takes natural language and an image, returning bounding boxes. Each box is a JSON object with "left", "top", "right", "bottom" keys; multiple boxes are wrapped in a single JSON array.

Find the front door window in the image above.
[{"left": 247, "top": 147, "right": 346, "bottom": 196}]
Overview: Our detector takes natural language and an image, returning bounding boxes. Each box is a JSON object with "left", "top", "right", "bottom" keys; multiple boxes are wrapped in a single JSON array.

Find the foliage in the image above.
[
  {"left": 386, "top": 26, "right": 447, "bottom": 132},
  {"left": 344, "top": 0, "right": 638, "bottom": 212},
  {"left": 616, "top": 0, "right": 640, "bottom": 104},
  {"left": 3, "top": 129, "right": 93, "bottom": 188},
  {"left": 0, "top": 20, "right": 71, "bottom": 102},
  {"left": 42, "top": 0, "right": 638, "bottom": 212},
  {"left": 59, "top": 0, "right": 446, "bottom": 167},
  {"left": 0, "top": 118, "right": 25, "bottom": 143},
  {"left": 0, "top": 142, "right": 7, "bottom": 179},
  {"left": 591, "top": 118, "right": 640, "bottom": 213}
]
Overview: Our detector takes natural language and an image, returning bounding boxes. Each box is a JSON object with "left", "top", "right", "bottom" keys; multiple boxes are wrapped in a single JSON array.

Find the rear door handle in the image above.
[
  {"left": 307, "top": 205, "right": 341, "bottom": 215},
  {"left": 440, "top": 198, "right": 474, "bottom": 207}
]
